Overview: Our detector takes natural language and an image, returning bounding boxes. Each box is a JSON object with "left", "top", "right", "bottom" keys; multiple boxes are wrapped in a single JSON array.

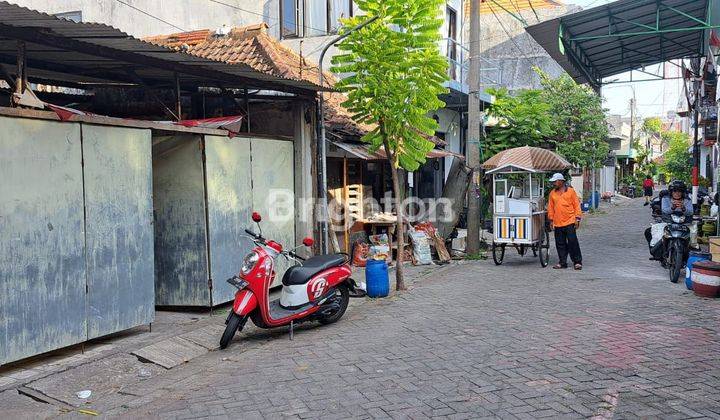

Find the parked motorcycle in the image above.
[{"left": 220, "top": 212, "right": 361, "bottom": 349}]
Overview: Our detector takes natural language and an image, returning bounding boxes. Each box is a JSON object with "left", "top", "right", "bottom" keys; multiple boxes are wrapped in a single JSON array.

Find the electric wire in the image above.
[
  {"left": 527, "top": 0, "right": 541, "bottom": 22},
  {"left": 487, "top": 3, "right": 534, "bottom": 59},
  {"left": 112, "top": 0, "right": 187, "bottom": 32}
]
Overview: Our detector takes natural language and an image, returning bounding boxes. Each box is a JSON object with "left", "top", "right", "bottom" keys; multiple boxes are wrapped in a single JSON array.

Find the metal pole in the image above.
[
  {"left": 244, "top": 88, "right": 251, "bottom": 133},
  {"left": 316, "top": 15, "right": 379, "bottom": 253},
  {"left": 466, "top": 0, "right": 482, "bottom": 255},
  {"left": 591, "top": 162, "right": 597, "bottom": 210},
  {"left": 174, "top": 72, "right": 181, "bottom": 121},
  {"left": 13, "top": 41, "right": 25, "bottom": 106},
  {"left": 692, "top": 83, "right": 700, "bottom": 214}
]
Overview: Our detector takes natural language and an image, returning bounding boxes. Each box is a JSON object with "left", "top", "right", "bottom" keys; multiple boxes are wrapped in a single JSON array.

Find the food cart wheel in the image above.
[
  {"left": 492, "top": 243, "right": 505, "bottom": 265},
  {"left": 538, "top": 230, "right": 550, "bottom": 267}
]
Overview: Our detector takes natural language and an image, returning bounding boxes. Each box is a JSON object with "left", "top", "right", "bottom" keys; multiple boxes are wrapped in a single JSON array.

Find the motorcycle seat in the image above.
[{"left": 281, "top": 254, "right": 347, "bottom": 286}]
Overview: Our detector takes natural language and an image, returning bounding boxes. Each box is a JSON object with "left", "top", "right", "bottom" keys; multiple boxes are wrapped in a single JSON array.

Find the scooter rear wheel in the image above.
[
  {"left": 220, "top": 313, "right": 246, "bottom": 349},
  {"left": 318, "top": 286, "right": 350, "bottom": 325}
]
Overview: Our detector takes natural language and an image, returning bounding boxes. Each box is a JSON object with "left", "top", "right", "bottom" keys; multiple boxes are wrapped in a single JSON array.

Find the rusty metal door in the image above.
[
  {"left": 82, "top": 125, "right": 155, "bottom": 339},
  {"left": 0, "top": 117, "right": 86, "bottom": 365},
  {"left": 152, "top": 135, "right": 209, "bottom": 306},
  {"left": 204, "top": 135, "right": 253, "bottom": 304},
  {"left": 250, "top": 138, "right": 296, "bottom": 286}
]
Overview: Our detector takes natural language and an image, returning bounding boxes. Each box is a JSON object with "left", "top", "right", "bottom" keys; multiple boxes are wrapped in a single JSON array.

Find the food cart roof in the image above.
[{"left": 482, "top": 146, "right": 572, "bottom": 174}]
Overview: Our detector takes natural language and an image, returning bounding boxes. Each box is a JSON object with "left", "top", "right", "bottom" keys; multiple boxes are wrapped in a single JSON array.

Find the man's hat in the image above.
[{"left": 549, "top": 173, "right": 565, "bottom": 182}]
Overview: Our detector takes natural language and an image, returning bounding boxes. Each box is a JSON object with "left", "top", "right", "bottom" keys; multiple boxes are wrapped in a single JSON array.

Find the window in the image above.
[
  {"left": 54, "top": 11, "right": 82, "bottom": 23},
  {"left": 446, "top": 6, "right": 457, "bottom": 80},
  {"left": 329, "top": 0, "right": 353, "bottom": 33},
  {"left": 281, "top": 0, "right": 299, "bottom": 38},
  {"left": 282, "top": 0, "right": 354, "bottom": 38},
  {"left": 305, "top": 0, "right": 328, "bottom": 37}
]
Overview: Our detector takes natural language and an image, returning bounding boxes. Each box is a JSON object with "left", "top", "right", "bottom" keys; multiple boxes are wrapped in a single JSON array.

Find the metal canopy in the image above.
[
  {"left": 526, "top": 0, "right": 715, "bottom": 89},
  {"left": 0, "top": 1, "right": 323, "bottom": 95}
]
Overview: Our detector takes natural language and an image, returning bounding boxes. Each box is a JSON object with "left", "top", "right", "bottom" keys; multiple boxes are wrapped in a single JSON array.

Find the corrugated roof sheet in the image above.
[
  {"left": 330, "top": 141, "right": 463, "bottom": 161},
  {"left": 526, "top": 0, "right": 710, "bottom": 87},
  {"left": 0, "top": 1, "right": 323, "bottom": 93},
  {"left": 145, "top": 24, "right": 450, "bottom": 147}
]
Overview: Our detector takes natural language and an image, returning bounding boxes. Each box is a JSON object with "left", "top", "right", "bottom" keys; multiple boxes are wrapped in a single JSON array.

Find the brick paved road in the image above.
[{"left": 101, "top": 199, "right": 720, "bottom": 418}]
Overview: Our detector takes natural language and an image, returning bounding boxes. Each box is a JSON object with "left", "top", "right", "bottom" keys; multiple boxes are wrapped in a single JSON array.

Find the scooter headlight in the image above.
[
  {"left": 240, "top": 251, "right": 259, "bottom": 275},
  {"left": 672, "top": 214, "right": 683, "bottom": 223}
]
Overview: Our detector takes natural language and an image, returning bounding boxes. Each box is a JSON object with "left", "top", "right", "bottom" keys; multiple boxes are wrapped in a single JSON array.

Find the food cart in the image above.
[{"left": 482, "top": 146, "right": 572, "bottom": 267}]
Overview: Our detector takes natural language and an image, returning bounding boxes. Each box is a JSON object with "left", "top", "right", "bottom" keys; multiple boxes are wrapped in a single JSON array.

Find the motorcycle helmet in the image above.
[{"left": 668, "top": 180, "right": 687, "bottom": 195}]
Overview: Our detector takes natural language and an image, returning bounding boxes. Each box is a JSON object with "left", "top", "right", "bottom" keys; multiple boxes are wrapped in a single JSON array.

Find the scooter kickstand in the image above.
[{"left": 289, "top": 320, "right": 294, "bottom": 341}]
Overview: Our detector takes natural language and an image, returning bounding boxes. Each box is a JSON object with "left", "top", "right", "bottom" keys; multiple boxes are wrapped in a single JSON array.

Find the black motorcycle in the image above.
[{"left": 661, "top": 210, "right": 691, "bottom": 283}]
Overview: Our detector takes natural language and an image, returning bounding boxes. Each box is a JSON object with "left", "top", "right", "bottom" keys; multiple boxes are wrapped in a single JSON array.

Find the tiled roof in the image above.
[{"left": 144, "top": 23, "right": 331, "bottom": 89}]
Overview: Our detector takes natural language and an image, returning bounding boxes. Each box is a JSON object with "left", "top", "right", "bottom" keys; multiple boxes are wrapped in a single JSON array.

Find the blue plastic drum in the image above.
[
  {"left": 686, "top": 251, "right": 712, "bottom": 290},
  {"left": 365, "top": 259, "right": 390, "bottom": 298}
]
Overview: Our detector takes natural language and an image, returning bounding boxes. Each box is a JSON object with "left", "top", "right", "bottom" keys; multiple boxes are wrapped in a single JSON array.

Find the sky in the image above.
[{"left": 564, "top": 0, "right": 685, "bottom": 121}]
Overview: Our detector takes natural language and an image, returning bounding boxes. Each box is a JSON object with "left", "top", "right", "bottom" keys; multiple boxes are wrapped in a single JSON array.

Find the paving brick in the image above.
[{"left": 12, "top": 199, "right": 720, "bottom": 419}]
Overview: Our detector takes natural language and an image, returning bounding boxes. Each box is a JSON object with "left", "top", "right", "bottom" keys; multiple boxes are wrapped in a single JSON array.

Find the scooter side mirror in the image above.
[
  {"left": 252, "top": 212, "right": 262, "bottom": 223},
  {"left": 302, "top": 237, "right": 314, "bottom": 247}
]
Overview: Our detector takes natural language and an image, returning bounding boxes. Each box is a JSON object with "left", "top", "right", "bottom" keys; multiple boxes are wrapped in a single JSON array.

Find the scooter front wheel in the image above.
[
  {"left": 318, "top": 286, "right": 350, "bottom": 325},
  {"left": 220, "top": 313, "right": 246, "bottom": 349},
  {"left": 668, "top": 244, "right": 683, "bottom": 284}
]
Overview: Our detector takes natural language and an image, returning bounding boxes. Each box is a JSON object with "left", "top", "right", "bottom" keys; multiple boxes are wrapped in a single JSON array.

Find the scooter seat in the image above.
[{"left": 282, "top": 254, "right": 346, "bottom": 286}]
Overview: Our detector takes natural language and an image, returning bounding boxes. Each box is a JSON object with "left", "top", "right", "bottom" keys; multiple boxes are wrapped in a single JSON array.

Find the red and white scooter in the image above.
[{"left": 220, "top": 212, "right": 361, "bottom": 349}]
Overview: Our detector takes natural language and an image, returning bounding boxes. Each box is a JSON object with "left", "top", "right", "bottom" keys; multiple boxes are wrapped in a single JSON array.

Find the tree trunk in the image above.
[
  {"left": 382, "top": 136, "right": 406, "bottom": 291},
  {"left": 437, "top": 157, "right": 473, "bottom": 239}
]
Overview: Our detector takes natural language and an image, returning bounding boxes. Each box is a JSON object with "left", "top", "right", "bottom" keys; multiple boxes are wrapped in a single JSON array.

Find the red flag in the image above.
[
  {"left": 177, "top": 115, "right": 245, "bottom": 137},
  {"left": 46, "top": 104, "right": 92, "bottom": 121}
]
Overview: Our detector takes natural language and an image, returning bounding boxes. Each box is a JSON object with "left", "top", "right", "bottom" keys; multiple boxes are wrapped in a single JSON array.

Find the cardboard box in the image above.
[{"left": 710, "top": 237, "right": 720, "bottom": 254}]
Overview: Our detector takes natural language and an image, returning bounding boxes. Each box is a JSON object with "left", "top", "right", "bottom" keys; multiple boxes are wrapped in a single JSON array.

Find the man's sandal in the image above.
[
  {"left": 574, "top": 264, "right": 583, "bottom": 270},
  {"left": 553, "top": 264, "right": 567, "bottom": 269}
]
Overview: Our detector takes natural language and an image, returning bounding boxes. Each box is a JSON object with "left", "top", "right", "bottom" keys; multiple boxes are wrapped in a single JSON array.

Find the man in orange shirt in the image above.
[{"left": 547, "top": 173, "right": 583, "bottom": 270}]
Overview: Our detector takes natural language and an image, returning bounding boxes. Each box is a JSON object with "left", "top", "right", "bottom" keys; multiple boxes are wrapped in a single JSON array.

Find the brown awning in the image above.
[{"left": 482, "top": 146, "right": 571, "bottom": 173}]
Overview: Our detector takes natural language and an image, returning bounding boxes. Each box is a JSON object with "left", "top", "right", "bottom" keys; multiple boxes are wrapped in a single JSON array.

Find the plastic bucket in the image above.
[
  {"left": 365, "top": 259, "right": 390, "bottom": 298},
  {"left": 686, "top": 251, "right": 711, "bottom": 290}
]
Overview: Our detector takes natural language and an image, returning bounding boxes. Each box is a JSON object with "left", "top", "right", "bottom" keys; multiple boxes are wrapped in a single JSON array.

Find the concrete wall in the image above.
[
  {"left": 8, "top": 0, "right": 278, "bottom": 39},
  {"left": 472, "top": 4, "right": 579, "bottom": 91}
]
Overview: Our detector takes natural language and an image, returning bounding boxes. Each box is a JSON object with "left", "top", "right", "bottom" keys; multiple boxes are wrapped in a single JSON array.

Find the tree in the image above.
[
  {"left": 536, "top": 69, "right": 610, "bottom": 169},
  {"left": 660, "top": 131, "right": 692, "bottom": 184},
  {"left": 332, "top": 0, "right": 448, "bottom": 291},
  {"left": 642, "top": 117, "right": 663, "bottom": 137},
  {"left": 484, "top": 87, "right": 553, "bottom": 156}
]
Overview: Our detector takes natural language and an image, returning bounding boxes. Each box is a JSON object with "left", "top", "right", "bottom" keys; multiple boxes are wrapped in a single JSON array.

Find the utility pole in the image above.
[
  {"left": 629, "top": 96, "right": 635, "bottom": 151},
  {"left": 692, "top": 80, "right": 700, "bottom": 214},
  {"left": 466, "top": 0, "right": 482, "bottom": 255}
]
